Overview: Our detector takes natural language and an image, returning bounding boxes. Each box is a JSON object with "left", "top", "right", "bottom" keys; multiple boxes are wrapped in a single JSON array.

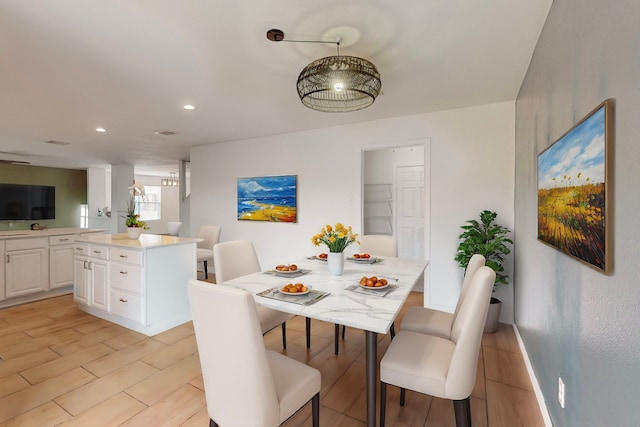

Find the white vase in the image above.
[
  {"left": 127, "top": 227, "right": 142, "bottom": 239},
  {"left": 327, "top": 252, "right": 345, "bottom": 276}
]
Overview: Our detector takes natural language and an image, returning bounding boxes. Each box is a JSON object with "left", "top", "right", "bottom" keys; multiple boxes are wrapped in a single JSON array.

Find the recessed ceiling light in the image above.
[
  {"left": 96, "top": 127, "right": 106, "bottom": 133},
  {"left": 183, "top": 105, "right": 195, "bottom": 110},
  {"left": 154, "top": 130, "right": 179, "bottom": 136}
]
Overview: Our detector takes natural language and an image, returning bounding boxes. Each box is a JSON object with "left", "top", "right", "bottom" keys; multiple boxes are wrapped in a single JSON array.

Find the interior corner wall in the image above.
[
  {"left": 190, "top": 100, "right": 515, "bottom": 323},
  {"left": 514, "top": 0, "right": 640, "bottom": 425}
]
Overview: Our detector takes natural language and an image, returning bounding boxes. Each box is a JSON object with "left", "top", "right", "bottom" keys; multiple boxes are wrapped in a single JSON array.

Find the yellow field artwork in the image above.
[
  {"left": 537, "top": 100, "right": 610, "bottom": 271},
  {"left": 537, "top": 183, "right": 605, "bottom": 269}
]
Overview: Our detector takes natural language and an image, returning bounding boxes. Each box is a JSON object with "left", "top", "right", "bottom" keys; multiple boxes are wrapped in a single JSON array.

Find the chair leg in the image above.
[
  {"left": 209, "top": 419, "right": 218, "bottom": 427},
  {"left": 453, "top": 397, "right": 472, "bottom": 427},
  {"left": 380, "top": 381, "right": 387, "bottom": 427},
  {"left": 306, "top": 317, "right": 311, "bottom": 348},
  {"left": 342, "top": 324, "right": 346, "bottom": 339},
  {"left": 281, "top": 322, "right": 287, "bottom": 349},
  {"left": 400, "top": 387, "right": 406, "bottom": 406},
  {"left": 334, "top": 323, "right": 340, "bottom": 355},
  {"left": 203, "top": 260, "right": 208, "bottom": 279},
  {"left": 312, "top": 392, "right": 320, "bottom": 427},
  {"left": 390, "top": 322, "right": 395, "bottom": 339}
]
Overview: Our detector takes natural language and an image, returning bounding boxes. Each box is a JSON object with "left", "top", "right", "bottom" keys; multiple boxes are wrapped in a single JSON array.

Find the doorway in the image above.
[{"left": 362, "top": 142, "right": 428, "bottom": 261}]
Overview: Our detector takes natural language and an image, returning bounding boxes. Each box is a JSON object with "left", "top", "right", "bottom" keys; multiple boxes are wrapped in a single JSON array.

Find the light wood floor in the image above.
[{"left": 0, "top": 282, "right": 545, "bottom": 426}]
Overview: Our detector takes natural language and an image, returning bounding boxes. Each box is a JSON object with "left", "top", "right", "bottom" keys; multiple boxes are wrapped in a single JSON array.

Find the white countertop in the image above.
[
  {"left": 74, "top": 233, "right": 202, "bottom": 249},
  {"left": 0, "top": 227, "right": 105, "bottom": 240}
]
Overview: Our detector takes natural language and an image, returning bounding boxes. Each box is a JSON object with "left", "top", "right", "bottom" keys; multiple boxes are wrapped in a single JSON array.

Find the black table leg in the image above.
[{"left": 365, "top": 330, "right": 377, "bottom": 427}]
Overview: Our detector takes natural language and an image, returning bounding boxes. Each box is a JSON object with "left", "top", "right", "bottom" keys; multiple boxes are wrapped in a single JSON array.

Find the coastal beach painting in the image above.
[
  {"left": 237, "top": 175, "right": 297, "bottom": 222},
  {"left": 537, "top": 99, "right": 613, "bottom": 272}
]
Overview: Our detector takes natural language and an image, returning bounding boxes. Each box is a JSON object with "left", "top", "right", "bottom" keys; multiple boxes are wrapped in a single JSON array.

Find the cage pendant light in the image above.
[
  {"left": 267, "top": 29, "right": 381, "bottom": 113},
  {"left": 297, "top": 55, "right": 381, "bottom": 112}
]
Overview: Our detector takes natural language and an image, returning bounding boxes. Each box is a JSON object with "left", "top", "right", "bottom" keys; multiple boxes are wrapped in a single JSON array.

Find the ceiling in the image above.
[{"left": 0, "top": 1, "right": 551, "bottom": 176}]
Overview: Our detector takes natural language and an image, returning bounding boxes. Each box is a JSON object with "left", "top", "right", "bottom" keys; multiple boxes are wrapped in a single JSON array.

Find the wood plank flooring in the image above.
[{"left": 0, "top": 283, "right": 545, "bottom": 426}]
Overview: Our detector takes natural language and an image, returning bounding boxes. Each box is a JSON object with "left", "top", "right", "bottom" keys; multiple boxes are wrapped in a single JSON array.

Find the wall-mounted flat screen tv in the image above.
[{"left": 0, "top": 184, "right": 56, "bottom": 221}]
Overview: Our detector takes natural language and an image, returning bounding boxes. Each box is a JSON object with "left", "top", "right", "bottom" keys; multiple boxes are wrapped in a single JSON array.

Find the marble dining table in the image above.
[{"left": 221, "top": 254, "right": 429, "bottom": 427}]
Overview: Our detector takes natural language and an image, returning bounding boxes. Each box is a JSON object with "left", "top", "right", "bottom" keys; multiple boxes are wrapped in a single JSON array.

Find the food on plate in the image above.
[
  {"left": 353, "top": 253, "right": 371, "bottom": 259},
  {"left": 281, "top": 283, "right": 309, "bottom": 294},
  {"left": 359, "top": 276, "right": 388, "bottom": 288},
  {"left": 275, "top": 264, "right": 297, "bottom": 272},
  {"left": 318, "top": 253, "right": 328, "bottom": 259}
]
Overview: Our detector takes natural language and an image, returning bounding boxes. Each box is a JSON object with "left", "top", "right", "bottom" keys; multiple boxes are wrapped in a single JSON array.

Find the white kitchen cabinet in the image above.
[
  {"left": 0, "top": 228, "right": 105, "bottom": 309},
  {"left": 0, "top": 241, "right": 5, "bottom": 301},
  {"left": 5, "top": 237, "right": 49, "bottom": 298},
  {"left": 74, "top": 233, "right": 199, "bottom": 336},
  {"left": 73, "top": 244, "right": 109, "bottom": 311},
  {"left": 49, "top": 234, "right": 79, "bottom": 289}
]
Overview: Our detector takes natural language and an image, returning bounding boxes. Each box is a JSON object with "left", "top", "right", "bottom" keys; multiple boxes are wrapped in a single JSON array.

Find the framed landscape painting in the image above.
[
  {"left": 237, "top": 175, "right": 297, "bottom": 222},
  {"left": 537, "top": 99, "right": 613, "bottom": 273}
]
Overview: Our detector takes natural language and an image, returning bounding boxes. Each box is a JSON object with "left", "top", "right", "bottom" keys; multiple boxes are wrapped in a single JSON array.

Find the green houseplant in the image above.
[{"left": 454, "top": 210, "right": 513, "bottom": 332}]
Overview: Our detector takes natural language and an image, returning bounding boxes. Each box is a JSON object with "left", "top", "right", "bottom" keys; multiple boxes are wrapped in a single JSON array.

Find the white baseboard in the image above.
[{"left": 512, "top": 324, "right": 553, "bottom": 427}]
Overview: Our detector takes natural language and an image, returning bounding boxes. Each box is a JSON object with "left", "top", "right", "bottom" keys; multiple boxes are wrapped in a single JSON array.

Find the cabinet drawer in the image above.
[
  {"left": 49, "top": 234, "right": 80, "bottom": 246},
  {"left": 89, "top": 245, "right": 109, "bottom": 260},
  {"left": 110, "top": 290, "right": 144, "bottom": 323},
  {"left": 73, "top": 244, "right": 89, "bottom": 257},
  {"left": 110, "top": 248, "right": 143, "bottom": 265},
  {"left": 110, "top": 263, "right": 143, "bottom": 294},
  {"left": 6, "top": 237, "right": 48, "bottom": 251}
]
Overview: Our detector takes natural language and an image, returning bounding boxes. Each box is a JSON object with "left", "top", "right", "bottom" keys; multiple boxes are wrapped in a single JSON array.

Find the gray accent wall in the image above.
[{"left": 515, "top": 0, "right": 640, "bottom": 425}]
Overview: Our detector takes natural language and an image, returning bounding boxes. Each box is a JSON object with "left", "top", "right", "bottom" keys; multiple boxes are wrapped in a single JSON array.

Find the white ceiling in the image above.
[{"left": 0, "top": 0, "right": 551, "bottom": 176}]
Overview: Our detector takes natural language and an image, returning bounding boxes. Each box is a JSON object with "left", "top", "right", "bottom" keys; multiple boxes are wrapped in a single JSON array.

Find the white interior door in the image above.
[{"left": 396, "top": 165, "right": 425, "bottom": 259}]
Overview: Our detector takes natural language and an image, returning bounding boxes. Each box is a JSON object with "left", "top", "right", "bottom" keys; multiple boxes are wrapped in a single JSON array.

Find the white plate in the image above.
[
  {"left": 273, "top": 267, "right": 302, "bottom": 274},
  {"left": 347, "top": 256, "right": 379, "bottom": 264},
  {"left": 278, "top": 285, "right": 311, "bottom": 296},
  {"left": 312, "top": 255, "right": 328, "bottom": 261},
  {"left": 358, "top": 281, "right": 390, "bottom": 290}
]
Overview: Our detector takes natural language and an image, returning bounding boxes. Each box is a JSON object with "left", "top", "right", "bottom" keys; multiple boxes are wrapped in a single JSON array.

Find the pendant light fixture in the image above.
[{"left": 267, "top": 29, "right": 382, "bottom": 113}]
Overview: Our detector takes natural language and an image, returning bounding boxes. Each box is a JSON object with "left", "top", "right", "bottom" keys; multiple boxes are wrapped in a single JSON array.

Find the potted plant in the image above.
[
  {"left": 454, "top": 210, "right": 513, "bottom": 333},
  {"left": 123, "top": 182, "right": 149, "bottom": 239}
]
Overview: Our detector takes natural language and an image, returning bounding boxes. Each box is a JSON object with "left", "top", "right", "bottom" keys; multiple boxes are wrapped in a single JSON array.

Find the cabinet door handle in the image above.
[
  {"left": 75, "top": 247, "right": 83, "bottom": 251},
  {"left": 119, "top": 271, "right": 128, "bottom": 275},
  {"left": 93, "top": 250, "right": 101, "bottom": 254},
  {"left": 119, "top": 254, "right": 128, "bottom": 258},
  {"left": 6, "top": 255, "right": 9, "bottom": 264},
  {"left": 60, "top": 238, "right": 69, "bottom": 242},
  {"left": 119, "top": 298, "right": 128, "bottom": 303}
]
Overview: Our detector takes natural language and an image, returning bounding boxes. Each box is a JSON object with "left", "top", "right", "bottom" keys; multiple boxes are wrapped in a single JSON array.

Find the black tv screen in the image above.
[{"left": 0, "top": 184, "right": 56, "bottom": 221}]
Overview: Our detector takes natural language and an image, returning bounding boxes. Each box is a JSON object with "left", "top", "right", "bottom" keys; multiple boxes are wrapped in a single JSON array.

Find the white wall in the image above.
[{"left": 191, "top": 101, "right": 515, "bottom": 322}]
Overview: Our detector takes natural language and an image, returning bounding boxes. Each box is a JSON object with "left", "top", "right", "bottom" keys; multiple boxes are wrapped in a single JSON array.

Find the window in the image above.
[
  {"left": 80, "top": 204, "right": 88, "bottom": 228},
  {"left": 136, "top": 185, "right": 161, "bottom": 221}
]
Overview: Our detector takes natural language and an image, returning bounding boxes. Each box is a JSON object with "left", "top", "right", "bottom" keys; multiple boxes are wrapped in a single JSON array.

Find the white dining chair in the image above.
[
  {"left": 379, "top": 266, "right": 495, "bottom": 427},
  {"left": 188, "top": 279, "right": 320, "bottom": 427},
  {"left": 196, "top": 225, "right": 221, "bottom": 280},
  {"left": 213, "top": 240, "right": 311, "bottom": 350},
  {"left": 335, "top": 234, "right": 399, "bottom": 355},
  {"left": 400, "top": 254, "right": 486, "bottom": 339},
  {"left": 358, "top": 234, "right": 398, "bottom": 258},
  {"left": 167, "top": 221, "right": 182, "bottom": 236}
]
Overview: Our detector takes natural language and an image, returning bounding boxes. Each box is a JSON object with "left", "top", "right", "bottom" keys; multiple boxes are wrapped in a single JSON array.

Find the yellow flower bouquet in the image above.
[{"left": 311, "top": 223, "right": 358, "bottom": 253}]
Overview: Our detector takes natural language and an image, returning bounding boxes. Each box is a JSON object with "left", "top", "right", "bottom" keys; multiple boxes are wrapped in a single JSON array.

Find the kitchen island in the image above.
[{"left": 73, "top": 233, "right": 201, "bottom": 336}]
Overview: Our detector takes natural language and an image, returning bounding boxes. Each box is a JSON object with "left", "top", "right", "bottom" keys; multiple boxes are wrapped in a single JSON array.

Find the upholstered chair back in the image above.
[
  {"left": 213, "top": 240, "right": 261, "bottom": 283},
  {"left": 358, "top": 235, "right": 398, "bottom": 257}
]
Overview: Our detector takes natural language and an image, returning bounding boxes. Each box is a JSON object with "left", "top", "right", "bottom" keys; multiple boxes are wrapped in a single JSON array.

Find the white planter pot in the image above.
[
  {"left": 127, "top": 227, "right": 142, "bottom": 239},
  {"left": 484, "top": 297, "right": 502, "bottom": 333}
]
